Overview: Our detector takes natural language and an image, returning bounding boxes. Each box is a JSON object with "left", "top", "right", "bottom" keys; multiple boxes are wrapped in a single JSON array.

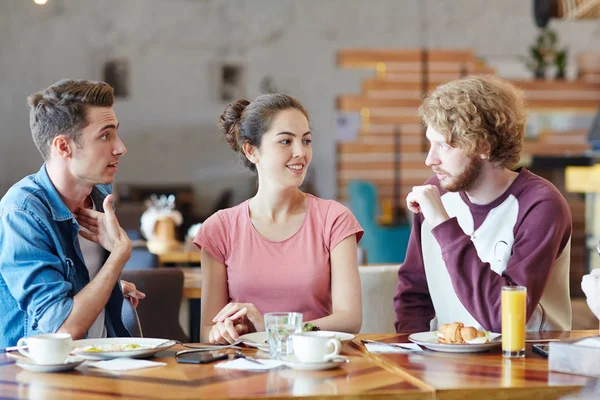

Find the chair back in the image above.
[
  {"left": 347, "top": 180, "right": 411, "bottom": 264},
  {"left": 120, "top": 268, "right": 189, "bottom": 342},
  {"left": 347, "top": 181, "right": 378, "bottom": 227},
  {"left": 358, "top": 264, "right": 401, "bottom": 333}
]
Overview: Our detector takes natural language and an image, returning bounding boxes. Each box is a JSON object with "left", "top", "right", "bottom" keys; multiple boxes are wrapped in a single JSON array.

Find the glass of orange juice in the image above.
[{"left": 501, "top": 286, "right": 526, "bottom": 358}]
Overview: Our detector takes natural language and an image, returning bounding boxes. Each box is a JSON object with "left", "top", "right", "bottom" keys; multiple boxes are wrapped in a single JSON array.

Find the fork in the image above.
[
  {"left": 177, "top": 340, "right": 244, "bottom": 353},
  {"left": 153, "top": 339, "right": 177, "bottom": 349}
]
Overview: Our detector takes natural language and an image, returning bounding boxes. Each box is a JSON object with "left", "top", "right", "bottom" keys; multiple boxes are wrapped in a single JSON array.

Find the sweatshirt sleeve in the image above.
[
  {"left": 393, "top": 213, "right": 436, "bottom": 333},
  {"left": 432, "top": 194, "right": 572, "bottom": 332}
]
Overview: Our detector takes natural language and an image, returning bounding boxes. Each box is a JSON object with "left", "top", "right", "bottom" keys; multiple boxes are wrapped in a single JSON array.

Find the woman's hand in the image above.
[
  {"left": 208, "top": 318, "right": 248, "bottom": 344},
  {"left": 213, "top": 302, "right": 265, "bottom": 332}
]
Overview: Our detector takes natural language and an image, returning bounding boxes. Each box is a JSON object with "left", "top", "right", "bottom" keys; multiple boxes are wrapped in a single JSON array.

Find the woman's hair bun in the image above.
[{"left": 219, "top": 99, "right": 250, "bottom": 152}]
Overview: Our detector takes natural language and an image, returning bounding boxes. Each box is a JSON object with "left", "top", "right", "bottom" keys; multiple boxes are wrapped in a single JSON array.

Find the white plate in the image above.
[
  {"left": 12, "top": 355, "right": 85, "bottom": 373},
  {"left": 281, "top": 354, "right": 347, "bottom": 371},
  {"left": 408, "top": 331, "right": 502, "bottom": 353},
  {"left": 323, "top": 331, "right": 356, "bottom": 342},
  {"left": 238, "top": 332, "right": 270, "bottom": 351},
  {"left": 239, "top": 331, "right": 355, "bottom": 351},
  {"left": 71, "top": 338, "right": 176, "bottom": 360}
]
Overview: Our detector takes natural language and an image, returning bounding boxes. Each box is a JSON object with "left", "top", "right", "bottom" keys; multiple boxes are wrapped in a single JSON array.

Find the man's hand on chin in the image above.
[{"left": 406, "top": 185, "right": 450, "bottom": 228}]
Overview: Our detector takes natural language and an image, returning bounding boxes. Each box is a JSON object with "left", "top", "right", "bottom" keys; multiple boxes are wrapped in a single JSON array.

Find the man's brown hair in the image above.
[{"left": 28, "top": 79, "right": 114, "bottom": 160}]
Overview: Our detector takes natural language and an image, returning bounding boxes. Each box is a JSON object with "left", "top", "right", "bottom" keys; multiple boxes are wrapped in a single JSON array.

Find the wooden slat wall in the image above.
[{"left": 337, "top": 48, "right": 596, "bottom": 296}]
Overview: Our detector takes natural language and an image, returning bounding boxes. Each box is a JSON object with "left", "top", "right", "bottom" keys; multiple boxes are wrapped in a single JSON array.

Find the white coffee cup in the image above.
[
  {"left": 292, "top": 331, "right": 341, "bottom": 363},
  {"left": 17, "top": 333, "right": 72, "bottom": 365}
]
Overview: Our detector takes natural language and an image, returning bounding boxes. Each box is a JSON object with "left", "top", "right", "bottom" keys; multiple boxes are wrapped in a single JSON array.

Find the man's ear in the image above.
[
  {"left": 241, "top": 141, "right": 258, "bottom": 165},
  {"left": 479, "top": 143, "right": 491, "bottom": 160},
  {"left": 51, "top": 135, "right": 72, "bottom": 159}
]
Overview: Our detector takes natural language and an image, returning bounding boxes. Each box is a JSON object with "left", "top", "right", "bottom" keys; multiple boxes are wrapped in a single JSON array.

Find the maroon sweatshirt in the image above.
[{"left": 393, "top": 168, "right": 572, "bottom": 333}]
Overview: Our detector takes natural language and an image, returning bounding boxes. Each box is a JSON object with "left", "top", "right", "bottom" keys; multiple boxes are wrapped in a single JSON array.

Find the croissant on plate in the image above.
[{"left": 437, "top": 322, "right": 487, "bottom": 344}]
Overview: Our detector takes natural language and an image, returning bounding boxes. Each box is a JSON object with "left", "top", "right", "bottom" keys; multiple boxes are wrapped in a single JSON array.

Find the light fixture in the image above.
[{"left": 34, "top": 0, "right": 47, "bottom": 5}]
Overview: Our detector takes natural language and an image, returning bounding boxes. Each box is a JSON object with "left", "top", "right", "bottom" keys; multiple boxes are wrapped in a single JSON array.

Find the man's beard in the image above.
[{"left": 437, "top": 156, "right": 483, "bottom": 192}]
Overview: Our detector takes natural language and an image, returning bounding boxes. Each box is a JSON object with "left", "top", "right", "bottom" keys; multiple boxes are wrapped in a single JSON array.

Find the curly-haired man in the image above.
[{"left": 394, "top": 75, "right": 572, "bottom": 333}]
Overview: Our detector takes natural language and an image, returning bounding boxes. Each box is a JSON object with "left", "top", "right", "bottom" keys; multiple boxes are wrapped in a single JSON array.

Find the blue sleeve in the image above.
[{"left": 0, "top": 209, "right": 74, "bottom": 333}]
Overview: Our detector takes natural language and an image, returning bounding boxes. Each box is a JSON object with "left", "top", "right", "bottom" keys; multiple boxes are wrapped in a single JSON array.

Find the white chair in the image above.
[{"left": 358, "top": 264, "right": 401, "bottom": 333}]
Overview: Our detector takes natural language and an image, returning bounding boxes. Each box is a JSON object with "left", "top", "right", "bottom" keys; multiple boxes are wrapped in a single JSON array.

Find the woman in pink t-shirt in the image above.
[{"left": 194, "top": 93, "right": 364, "bottom": 344}]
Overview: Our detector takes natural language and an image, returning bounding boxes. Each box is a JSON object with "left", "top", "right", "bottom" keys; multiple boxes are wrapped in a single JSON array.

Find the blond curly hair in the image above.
[{"left": 418, "top": 75, "right": 526, "bottom": 168}]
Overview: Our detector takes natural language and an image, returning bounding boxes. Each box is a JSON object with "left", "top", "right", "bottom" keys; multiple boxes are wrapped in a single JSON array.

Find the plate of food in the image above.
[
  {"left": 71, "top": 338, "right": 176, "bottom": 360},
  {"left": 238, "top": 326, "right": 355, "bottom": 351},
  {"left": 408, "top": 322, "right": 501, "bottom": 353}
]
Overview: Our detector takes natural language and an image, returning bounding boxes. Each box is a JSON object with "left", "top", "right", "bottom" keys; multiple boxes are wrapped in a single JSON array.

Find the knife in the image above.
[{"left": 234, "top": 351, "right": 265, "bottom": 365}]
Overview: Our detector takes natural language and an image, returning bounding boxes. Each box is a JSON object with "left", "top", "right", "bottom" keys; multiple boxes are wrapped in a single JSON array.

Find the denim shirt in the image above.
[{"left": 0, "top": 164, "right": 131, "bottom": 348}]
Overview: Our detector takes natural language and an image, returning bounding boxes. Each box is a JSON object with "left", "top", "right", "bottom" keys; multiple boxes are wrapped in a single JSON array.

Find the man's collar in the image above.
[
  {"left": 34, "top": 164, "right": 73, "bottom": 221},
  {"left": 34, "top": 164, "right": 109, "bottom": 221}
]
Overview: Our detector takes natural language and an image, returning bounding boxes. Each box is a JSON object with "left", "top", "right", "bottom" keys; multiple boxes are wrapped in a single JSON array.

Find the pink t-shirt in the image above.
[{"left": 194, "top": 194, "right": 363, "bottom": 321}]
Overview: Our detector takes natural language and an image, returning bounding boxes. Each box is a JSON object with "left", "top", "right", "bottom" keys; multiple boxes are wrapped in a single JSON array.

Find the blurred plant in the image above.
[
  {"left": 554, "top": 48, "right": 568, "bottom": 79},
  {"left": 520, "top": 29, "right": 568, "bottom": 80},
  {"left": 520, "top": 29, "right": 556, "bottom": 79}
]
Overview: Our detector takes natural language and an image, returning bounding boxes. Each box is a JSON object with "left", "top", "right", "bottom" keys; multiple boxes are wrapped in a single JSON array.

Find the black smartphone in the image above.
[
  {"left": 176, "top": 351, "right": 229, "bottom": 364},
  {"left": 532, "top": 344, "right": 549, "bottom": 357}
]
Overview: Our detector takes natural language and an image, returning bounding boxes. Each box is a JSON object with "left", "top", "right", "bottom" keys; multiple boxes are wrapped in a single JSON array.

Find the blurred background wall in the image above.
[{"left": 2, "top": 0, "right": 600, "bottom": 213}]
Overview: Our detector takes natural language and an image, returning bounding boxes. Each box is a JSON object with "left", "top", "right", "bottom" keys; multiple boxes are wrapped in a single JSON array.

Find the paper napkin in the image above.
[
  {"left": 214, "top": 358, "right": 284, "bottom": 371},
  {"left": 364, "top": 342, "right": 423, "bottom": 353},
  {"left": 88, "top": 358, "right": 166, "bottom": 371}
]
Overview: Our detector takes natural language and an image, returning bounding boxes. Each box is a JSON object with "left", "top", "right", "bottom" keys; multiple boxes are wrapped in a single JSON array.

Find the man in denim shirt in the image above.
[{"left": 0, "top": 79, "right": 144, "bottom": 348}]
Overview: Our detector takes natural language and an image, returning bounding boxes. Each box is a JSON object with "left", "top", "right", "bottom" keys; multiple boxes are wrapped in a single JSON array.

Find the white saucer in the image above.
[
  {"left": 12, "top": 355, "right": 85, "bottom": 373},
  {"left": 281, "top": 355, "right": 348, "bottom": 371}
]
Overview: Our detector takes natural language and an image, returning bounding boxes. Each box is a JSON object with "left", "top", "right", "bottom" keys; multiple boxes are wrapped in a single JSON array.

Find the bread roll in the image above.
[{"left": 437, "top": 322, "right": 487, "bottom": 344}]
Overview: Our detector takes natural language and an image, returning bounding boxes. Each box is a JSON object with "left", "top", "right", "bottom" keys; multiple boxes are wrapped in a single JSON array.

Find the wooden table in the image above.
[
  {"left": 157, "top": 250, "right": 201, "bottom": 266},
  {"left": 1, "top": 331, "right": 598, "bottom": 399},
  {"left": 183, "top": 267, "right": 202, "bottom": 300},
  {"left": 360, "top": 330, "right": 600, "bottom": 400},
  {"left": 0, "top": 341, "right": 433, "bottom": 399}
]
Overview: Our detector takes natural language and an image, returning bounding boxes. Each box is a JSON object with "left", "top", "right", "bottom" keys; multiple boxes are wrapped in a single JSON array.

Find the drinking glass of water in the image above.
[{"left": 264, "top": 312, "right": 303, "bottom": 359}]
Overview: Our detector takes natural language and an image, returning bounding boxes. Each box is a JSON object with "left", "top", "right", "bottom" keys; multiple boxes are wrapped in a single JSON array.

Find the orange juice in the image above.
[{"left": 501, "top": 286, "right": 526, "bottom": 358}]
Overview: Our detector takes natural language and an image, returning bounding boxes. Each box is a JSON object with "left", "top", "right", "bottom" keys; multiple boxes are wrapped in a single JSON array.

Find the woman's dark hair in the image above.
[{"left": 218, "top": 93, "right": 309, "bottom": 172}]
